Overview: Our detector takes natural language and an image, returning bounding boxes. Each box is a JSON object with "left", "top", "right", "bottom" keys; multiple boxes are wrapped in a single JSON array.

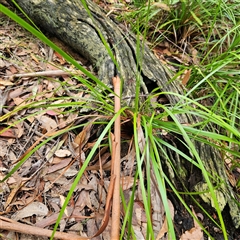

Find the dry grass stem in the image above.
[{"left": 111, "top": 76, "right": 121, "bottom": 239}]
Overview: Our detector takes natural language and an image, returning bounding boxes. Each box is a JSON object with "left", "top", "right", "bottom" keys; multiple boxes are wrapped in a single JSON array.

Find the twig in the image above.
[
  {"left": 5, "top": 69, "right": 84, "bottom": 79},
  {"left": 91, "top": 174, "right": 115, "bottom": 238},
  {"left": 0, "top": 216, "right": 88, "bottom": 240},
  {"left": 111, "top": 76, "right": 121, "bottom": 239}
]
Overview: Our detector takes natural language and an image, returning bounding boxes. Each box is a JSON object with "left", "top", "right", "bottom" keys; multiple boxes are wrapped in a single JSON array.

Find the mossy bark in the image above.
[{"left": 12, "top": 0, "right": 240, "bottom": 228}]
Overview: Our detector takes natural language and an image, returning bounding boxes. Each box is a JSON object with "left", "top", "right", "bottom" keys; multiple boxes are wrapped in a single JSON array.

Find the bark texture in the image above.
[{"left": 12, "top": 0, "right": 240, "bottom": 228}]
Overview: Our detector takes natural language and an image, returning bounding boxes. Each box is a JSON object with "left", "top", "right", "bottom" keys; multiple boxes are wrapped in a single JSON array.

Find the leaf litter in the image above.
[
  {"left": 0, "top": 4, "right": 212, "bottom": 240},
  {"left": 0, "top": 10, "right": 166, "bottom": 240}
]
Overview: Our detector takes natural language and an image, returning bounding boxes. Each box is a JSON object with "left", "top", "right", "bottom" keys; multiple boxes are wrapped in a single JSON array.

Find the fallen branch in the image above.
[
  {"left": 0, "top": 216, "right": 89, "bottom": 240},
  {"left": 5, "top": 69, "right": 84, "bottom": 79}
]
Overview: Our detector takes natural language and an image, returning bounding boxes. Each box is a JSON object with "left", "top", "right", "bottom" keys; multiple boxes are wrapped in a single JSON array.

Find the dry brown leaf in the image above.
[
  {"left": 54, "top": 51, "right": 66, "bottom": 64},
  {"left": 74, "top": 123, "right": 92, "bottom": 146},
  {"left": 12, "top": 202, "right": 48, "bottom": 221},
  {"left": 55, "top": 149, "right": 72, "bottom": 158},
  {"left": 128, "top": 200, "right": 147, "bottom": 228},
  {"left": 46, "top": 109, "right": 59, "bottom": 116},
  {"left": 134, "top": 201, "right": 147, "bottom": 224},
  {"left": 75, "top": 183, "right": 95, "bottom": 192},
  {"left": 26, "top": 115, "right": 35, "bottom": 123},
  {"left": 47, "top": 157, "right": 72, "bottom": 173},
  {"left": 180, "top": 206, "right": 204, "bottom": 240},
  {"left": 13, "top": 97, "right": 25, "bottom": 106},
  {"left": 91, "top": 175, "right": 115, "bottom": 238},
  {"left": 8, "top": 65, "right": 18, "bottom": 74},
  {"left": 181, "top": 69, "right": 191, "bottom": 86},
  {"left": 120, "top": 176, "right": 135, "bottom": 190},
  {"left": 163, "top": 48, "right": 172, "bottom": 56},
  {"left": 0, "top": 126, "right": 17, "bottom": 138},
  {"left": 35, "top": 115, "right": 58, "bottom": 132},
  {"left": 46, "top": 140, "right": 65, "bottom": 162},
  {"left": 47, "top": 80, "right": 64, "bottom": 96},
  {"left": 132, "top": 225, "right": 145, "bottom": 239},
  {"left": 60, "top": 195, "right": 70, "bottom": 217},
  {"left": 4, "top": 180, "right": 26, "bottom": 210},
  {"left": 35, "top": 212, "right": 61, "bottom": 228},
  {"left": 180, "top": 227, "right": 204, "bottom": 240},
  {"left": 15, "top": 122, "right": 24, "bottom": 138},
  {"left": 75, "top": 190, "right": 94, "bottom": 212},
  {"left": 0, "top": 79, "right": 14, "bottom": 86},
  {"left": 0, "top": 140, "right": 8, "bottom": 157},
  {"left": 156, "top": 200, "right": 174, "bottom": 240},
  {"left": 150, "top": 176, "right": 165, "bottom": 237},
  {"left": 0, "top": 58, "right": 5, "bottom": 68},
  {"left": 63, "top": 165, "right": 79, "bottom": 177}
]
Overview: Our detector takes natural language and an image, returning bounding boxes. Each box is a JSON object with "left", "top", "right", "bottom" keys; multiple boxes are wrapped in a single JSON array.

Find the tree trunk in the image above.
[{"left": 11, "top": 0, "right": 240, "bottom": 229}]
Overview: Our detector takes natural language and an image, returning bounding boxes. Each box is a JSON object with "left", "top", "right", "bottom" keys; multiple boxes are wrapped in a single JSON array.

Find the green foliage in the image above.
[
  {"left": 134, "top": 0, "right": 146, "bottom": 7},
  {"left": 0, "top": 4, "right": 114, "bottom": 109},
  {"left": 0, "top": 0, "right": 239, "bottom": 239}
]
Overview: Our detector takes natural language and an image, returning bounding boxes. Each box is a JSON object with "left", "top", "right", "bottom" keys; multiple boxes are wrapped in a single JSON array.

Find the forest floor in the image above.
[{"left": 0, "top": 2, "right": 240, "bottom": 240}]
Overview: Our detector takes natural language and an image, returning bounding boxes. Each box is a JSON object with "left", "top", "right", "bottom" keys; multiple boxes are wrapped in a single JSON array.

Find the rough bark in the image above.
[{"left": 11, "top": 0, "right": 240, "bottom": 228}]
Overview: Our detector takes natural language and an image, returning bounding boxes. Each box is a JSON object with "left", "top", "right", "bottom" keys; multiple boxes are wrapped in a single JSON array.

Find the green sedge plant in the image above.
[{"left": 1, "top": 1, "right": 240, "bottom": 239}]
